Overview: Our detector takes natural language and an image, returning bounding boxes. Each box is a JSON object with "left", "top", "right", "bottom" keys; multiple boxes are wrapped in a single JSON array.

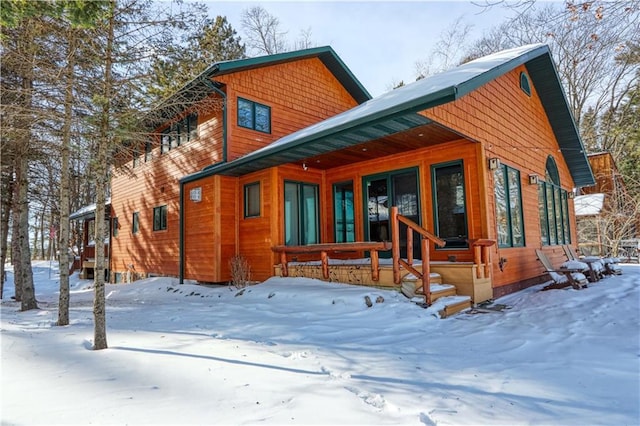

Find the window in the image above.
[
  {"left": 520, "top": 71, "right": 532, "bottom": 96},
  {"left": 432, "top": 161, "right": 468, "bottom": 248},
  {"left": 238, "top": 97, "right": 271, "bottom": 133},
  {"left": 133, "top": 148, "right": 140, "bottom": 168},
  {"left": 144, "top": 140, "right": 152, "bottom": 162},
  {"left": 112, "top": 217, "right": 119, "bottom": 237},
  {"left": 161, "top": 113, "right": 197, "bottom": 153},
  {"left": 334, "top": 181, "right": 355, "bottom": 243},
  {"left": 244, "top": 182, "right": 261, "bottom": 218},
  {"left": 153, "top": 205, "right": 167, "bottom": 231},
  {"left": 538, "top": 156, "right": 571, "bottom": 245},
  {"left": 494, "top": 164, "right": 525, "bottom": 247},
  {"left": 284, "top": 181, "right": 319, "bottom": 246},
  {"left": 132, "top": 212, "right": 139, "bottom": 234}
]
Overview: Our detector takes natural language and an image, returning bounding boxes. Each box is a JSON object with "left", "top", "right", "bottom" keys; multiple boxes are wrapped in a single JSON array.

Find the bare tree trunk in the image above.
[
  {"left": 0, "top": 171, "right": 12, "bottom": 300},
  {"left": 57, "top": 31, "right": 76, "bottom": 326},
  {"left": 11, "top": 206, "right": 22, "bottom": 302},
  {"left": 92, "top": 1, "right": 116, "bottom": 350},
  {"left": 16, "top": 150, "right": 38, "bottom": 311}
]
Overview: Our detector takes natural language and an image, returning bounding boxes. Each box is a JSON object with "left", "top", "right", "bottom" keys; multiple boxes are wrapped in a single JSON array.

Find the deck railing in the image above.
[{"left": 390, "top": 206, "right": 446, "bottom": 306}]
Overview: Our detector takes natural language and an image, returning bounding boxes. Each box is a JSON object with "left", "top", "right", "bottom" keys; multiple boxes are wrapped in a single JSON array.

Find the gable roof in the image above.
[
  {"left": 183, "top": 43, "right": 594, "bottom": 188},
  {"left": 145, "top": 46, "right": 371, "bottom": 129}
]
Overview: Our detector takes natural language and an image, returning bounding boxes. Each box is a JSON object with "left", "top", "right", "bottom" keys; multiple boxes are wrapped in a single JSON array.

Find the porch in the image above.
[{"left": 272, "top": 207, "right": 495, "bottom": 315}]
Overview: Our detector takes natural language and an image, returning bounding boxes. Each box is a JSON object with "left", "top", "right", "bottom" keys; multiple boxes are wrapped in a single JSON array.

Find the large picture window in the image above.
[
  {"left": 284, "top": 181, "right": 319, "bottom": 246},
  {"left": 238, "top": 97, "right": 271, "bottom": 133},
  {"left": 153, "top": 205, "right": 167, "bottom": 231},
  {"left": 494, "top": 164, "right": 525, "bottom": 247},
  {"left": 538, "top": 156, "right": 571, "bottom": 245}
]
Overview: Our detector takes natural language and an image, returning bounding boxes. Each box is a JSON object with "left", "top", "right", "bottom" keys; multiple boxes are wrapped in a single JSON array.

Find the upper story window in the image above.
[
  {"left": 520, "top": 72, "right": 532, "bottom": 96},
  {"left": 238, "top": 97, "right": 271, "bottom": 133},
  {"left": 161, "top": 113, "right": 198, "bottom": 154}
]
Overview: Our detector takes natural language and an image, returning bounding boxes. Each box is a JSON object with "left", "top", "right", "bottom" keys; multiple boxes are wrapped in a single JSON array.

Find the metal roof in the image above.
[{"left": 182, "top": 43, "right": 594, "bottom": 187}]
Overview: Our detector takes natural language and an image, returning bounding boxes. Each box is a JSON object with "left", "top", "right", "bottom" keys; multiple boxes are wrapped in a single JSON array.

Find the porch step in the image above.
[{"left": 402, "top": 272, "right": 471, "bottom": 317}]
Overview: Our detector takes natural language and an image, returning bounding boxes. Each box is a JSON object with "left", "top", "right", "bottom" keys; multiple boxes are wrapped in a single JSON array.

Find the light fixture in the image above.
[
  {"left": 528, "top": 174, "right": 539, "bottom": 185},
  {"left": 568, "top": 191, "right": 575, "bottom": 199},
  {"left": 488, "top": 158, "right": 500, "bottom": 170},
  {"left": 302, "top": 163, "right": 308, "bottom": 171}
]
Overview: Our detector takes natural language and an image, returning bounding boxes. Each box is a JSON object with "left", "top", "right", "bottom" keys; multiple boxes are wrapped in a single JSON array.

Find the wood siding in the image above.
[
  {"left": 215, "top": 57, "right": 360, "bottom": 161},
  {"left": 113, "top": 56, "right": 363, "bottom": 282},
  {"left": 422, "top": 65, "right": 578, "bottom": 291}
]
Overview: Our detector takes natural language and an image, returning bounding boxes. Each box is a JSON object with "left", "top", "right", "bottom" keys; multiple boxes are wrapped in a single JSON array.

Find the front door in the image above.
[{"left": 364, "top": 168, "right": 420, "bottom": 258}]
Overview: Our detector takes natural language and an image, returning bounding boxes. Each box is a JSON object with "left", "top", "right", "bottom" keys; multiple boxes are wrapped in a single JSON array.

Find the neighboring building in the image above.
[
  {"left": 575, "top": 152, "right": 638, "bottom": 256},
  {"left": 108, "top": 43, "right": 595, "bottom": 302}
]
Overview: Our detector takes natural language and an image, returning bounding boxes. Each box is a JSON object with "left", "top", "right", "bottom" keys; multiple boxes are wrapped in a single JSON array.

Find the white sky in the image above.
[{"left": 205, "top": 1, "right": 525, "bottom": 96}]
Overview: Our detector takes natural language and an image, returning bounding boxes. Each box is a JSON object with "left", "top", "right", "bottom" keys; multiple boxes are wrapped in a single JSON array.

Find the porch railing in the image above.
[
  {"left": 390, "top": 206, "right": 446, "bottom": 306},
  {"left": 272, "top": 241, "right": 393, "bottom": 281}
]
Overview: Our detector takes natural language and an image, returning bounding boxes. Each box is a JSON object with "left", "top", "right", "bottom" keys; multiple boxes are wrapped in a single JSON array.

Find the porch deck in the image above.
[{"left": 272, "top": 259, "right": 493, "bottom": 305}]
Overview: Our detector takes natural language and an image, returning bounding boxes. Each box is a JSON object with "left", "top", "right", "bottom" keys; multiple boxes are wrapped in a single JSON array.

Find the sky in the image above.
[
  {"left": 1, "top": 260, "right": 639, "bottom": 424},
  {"left": 204, "top": 1, "right": 525, "bottom": 96}
]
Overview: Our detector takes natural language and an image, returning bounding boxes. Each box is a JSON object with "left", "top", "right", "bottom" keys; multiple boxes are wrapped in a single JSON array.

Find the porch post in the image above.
[{"left": 391, "top": 207, "right": 400, "bottom": 284}]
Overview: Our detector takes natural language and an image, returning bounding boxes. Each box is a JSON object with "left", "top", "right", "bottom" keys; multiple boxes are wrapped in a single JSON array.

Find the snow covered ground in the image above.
[{"left": 1, "top": 261, "right": 639, "bottom": 425}]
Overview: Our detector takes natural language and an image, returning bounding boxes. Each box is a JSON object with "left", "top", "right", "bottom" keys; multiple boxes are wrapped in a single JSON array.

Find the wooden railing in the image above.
[
  {"left": 272, "top": 241, "right": 393, "bottom": 281},
  {"left": 469, "top": 239, "right": 496, "bottom": 279},
  {"left": 390, "top": 206, "right": 446, "bottom": 306}
]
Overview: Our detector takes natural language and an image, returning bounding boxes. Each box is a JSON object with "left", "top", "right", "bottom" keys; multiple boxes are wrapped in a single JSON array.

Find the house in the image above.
[
  {"left": 109, "top": 43, "right": 595, "bottom": 304},
  {"left": 574, "top": 152, "right": 638, "bottom": 257}
]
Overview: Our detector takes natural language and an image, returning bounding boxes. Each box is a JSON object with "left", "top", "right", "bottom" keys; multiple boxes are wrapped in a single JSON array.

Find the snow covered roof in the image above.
[
  {"left": 183, "top": 44, "right": 594, "bottom": 188},
  {"left": 69, "top": 198, "right": 111, "bottom": 221},
  {"left": 574, "top": 193, "right": 605, "bottom": 216}
]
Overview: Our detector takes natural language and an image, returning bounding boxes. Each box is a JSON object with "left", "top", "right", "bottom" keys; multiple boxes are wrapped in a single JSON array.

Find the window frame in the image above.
[
  {"left": 244, "top": 182, "right": 261, "bottom": 218},
  {"left": 284, "top": 180, "right": 319, "bottom": 246},
  {"left": 538, "top": 156, "right": 571, "bottom": 246},
  {"left": 153, "top": 205, "right": 167, "bottom": 231},
  {"left": 494, "top": 163, "right": 525, "bottom": 248},
  {"left": 132, "top": 212, "right": 139, "bottom": 234},
  {"left": 431, "top": 160, "right": 469, "bottom": 249},
  {"left": 237, "top": 97, "right": 271, "bottom": 134},
  {"left": 112, "top": 217, "right": 119, "bottom": 237}
]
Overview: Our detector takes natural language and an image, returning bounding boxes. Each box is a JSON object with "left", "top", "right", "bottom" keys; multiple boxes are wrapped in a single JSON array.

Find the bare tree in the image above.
[
  {"left": 415, "top": 17, "right": 474, "bottom": 79},
  {"left": 241, "top": 6, "right": 287, "bottom": 55}
]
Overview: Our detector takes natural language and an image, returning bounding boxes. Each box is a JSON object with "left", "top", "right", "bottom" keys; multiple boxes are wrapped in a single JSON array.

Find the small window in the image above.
[
  {"left": 161, "top": 128, "right": 171, "bottom": 154},
  {"left": 520, "top": 72, "right": 531, "bottom": 96},
  {"left": 153, "top": 205, "right": 167, "bottom": 231},
  {"left": 133, "top": 148, "right": 140, "bottom": 168},
  {"left": 238, "top": 97, "right": 271, "bottom": 133},
  {"left": 132, "top": 212, "right": 139, "bottom": 234},
  {"left": 112, "top": 217, "right": 119, "bottom": 237},
  {"left": 144, "top": 140, "right": 152, "bottom": 162},
  {"left": 244, "top": 182, "right": 261, "bottom": 218}
]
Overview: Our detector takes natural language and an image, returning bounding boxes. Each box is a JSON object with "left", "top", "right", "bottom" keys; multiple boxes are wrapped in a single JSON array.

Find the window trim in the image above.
[
  {"left": 284, "top": 180, "right": 320, "bottom": 246},
  {"left": 237, "top": 97, "right": 271, "bottom": 134},
  {"left": 431, "top": 160, "right": 469, "bottom": 249},
  {"left": 132, "top": 212, "right": 139, "bottom": 234},
  {"left": 333, "top": 180, "right": 355, "bottom": 243},
  {"left": 494, "top": 163, "right": 525, "bottom": 248},
  {"left": 153, "top": 205, "right": 167, "bottom": 231},
  {"left": 244, "top": 182, "right": 261, "bottom": 218},
  {"left": 112, "top": 217, "right": 119, "bottom": 237},
  {"left": 520, "top": 71, "right": 532, "bottom": 96}
]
